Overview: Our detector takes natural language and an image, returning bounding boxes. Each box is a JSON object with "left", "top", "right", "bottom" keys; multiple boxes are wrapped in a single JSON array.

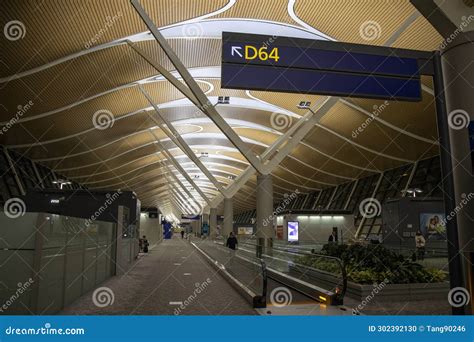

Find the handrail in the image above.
[
  {"left": 192, "top": 239, "right": 267, "bottom": 308},
  {"left": 260, "top": 258, "right": 267, "bottom": 301},
  {"left": 240, "top": 240, "right": 347, "bottom": 303}
]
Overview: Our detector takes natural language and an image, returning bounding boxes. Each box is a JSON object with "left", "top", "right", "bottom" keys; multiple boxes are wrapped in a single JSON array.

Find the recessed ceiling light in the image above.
[{"left": 296, "top": 101, "right": 311, "bottom": 109}]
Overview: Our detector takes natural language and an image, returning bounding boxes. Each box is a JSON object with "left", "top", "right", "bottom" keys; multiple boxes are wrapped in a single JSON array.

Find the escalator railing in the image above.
[
  {"left": 238, "top": 240, "right": 347, "bottom": 305},
  {"left": 191, "top": 239, "right": 267, "bottom": 308}
]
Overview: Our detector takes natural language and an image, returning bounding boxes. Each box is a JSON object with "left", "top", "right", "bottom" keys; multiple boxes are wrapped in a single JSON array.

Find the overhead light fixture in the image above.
[
  {"left": 296, "top": 101, "right": 311, "bottom": 109},
  {"left": 217, "top": 96, "right": 230, "bottom": 104},
  {"left": 52, "top": 179, "right": 72, "bottom": 189},
  {"left": 403, "top": 188, "right": 423, "bottom": 197}
]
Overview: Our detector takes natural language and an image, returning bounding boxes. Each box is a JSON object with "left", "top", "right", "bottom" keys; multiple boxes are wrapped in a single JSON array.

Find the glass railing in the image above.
[
  {"left": 0, "top": 212, "right": 116, "bottom": 314},
  {"left": 191, "top": 239, "right": 267, "bottom": 307},
  {"left": 238, "top": 240, "right": 346, "bottom": 305}
]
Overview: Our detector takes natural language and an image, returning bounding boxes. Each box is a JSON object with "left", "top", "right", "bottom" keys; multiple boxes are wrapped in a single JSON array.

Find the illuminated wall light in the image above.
[
  {"left": 322, "top": 216, "right": 332, "bottom": 219},
  {"left": 333, "top": 216, "right": 344, "bottom": 220}
]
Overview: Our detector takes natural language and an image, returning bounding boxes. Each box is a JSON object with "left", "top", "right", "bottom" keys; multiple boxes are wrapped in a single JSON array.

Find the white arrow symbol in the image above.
[{"left": 231, "top": 46, "right": 243, "bottom": 57}]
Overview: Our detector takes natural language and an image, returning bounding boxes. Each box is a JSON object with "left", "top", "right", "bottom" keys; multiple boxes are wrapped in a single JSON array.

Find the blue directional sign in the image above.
[{"left": 221, "top": 32, "right": 422, "bottom": 101}]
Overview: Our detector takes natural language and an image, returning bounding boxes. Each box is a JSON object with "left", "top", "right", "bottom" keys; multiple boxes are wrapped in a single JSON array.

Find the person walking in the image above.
[
  {"left": 415, "top": 231, "right": 426, "bottom": 261},
  {"left": 180, "top": 230, "right": 185, "bottom": 239},
  {"left": 226, "top": 232, "right": 238, "bottom": 250},
  {"left": 328, "top": 231, "right": 338, "bottom": 243},
  {"left": 142, "top": 235, "right": 149, "bottom": 253}
]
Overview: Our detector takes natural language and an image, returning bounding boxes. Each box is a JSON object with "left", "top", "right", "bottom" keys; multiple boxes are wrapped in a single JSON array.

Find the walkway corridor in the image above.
[{"left": 60, "top": 237, "right": 256, "bottom": 315}]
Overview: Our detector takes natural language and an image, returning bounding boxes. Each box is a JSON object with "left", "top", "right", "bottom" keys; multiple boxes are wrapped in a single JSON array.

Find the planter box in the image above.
[{"left": 288, "top": 265, "right": 449, "bottom": 302}]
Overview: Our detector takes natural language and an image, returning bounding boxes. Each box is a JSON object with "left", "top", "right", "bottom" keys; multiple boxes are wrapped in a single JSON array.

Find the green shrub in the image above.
[{"left": 294, "top": 244, "right": 447, "bottom": 284}]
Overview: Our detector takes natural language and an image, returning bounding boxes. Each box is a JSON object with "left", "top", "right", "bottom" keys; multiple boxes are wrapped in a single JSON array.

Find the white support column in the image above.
[
  {"left": 223, "top": 198, "right": 233, "bottom": 238},
  {"left": 210, "top": 207, "right": 217, "bottom": 238},
  {"left": 256, "top": 174, "right": 274, "bottom": 253},
  {"left": 440, "top": 30, "right": 474, "bottom": 314}
]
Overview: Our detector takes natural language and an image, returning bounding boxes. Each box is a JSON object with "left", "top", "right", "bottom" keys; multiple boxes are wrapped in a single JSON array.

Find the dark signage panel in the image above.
[
  {"left": 222, "top": 64, "right": 421, "bottom": 101},
  {"left": 222, "top": 41, "right": 419, "bottom": 78},
  {"left": 221, "top": 32, "right": 422, "bottom": 101}
]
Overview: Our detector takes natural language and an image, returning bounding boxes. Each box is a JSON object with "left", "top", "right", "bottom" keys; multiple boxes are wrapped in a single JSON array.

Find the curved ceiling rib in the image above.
[
  {"left": 28, "top": 123, "right": 380, "bottom": 176},
  {"left": 0, "top": 16, "right": 321, "bottom": 83},
  {"left": 13, "top": 99, "right": 421, "bottom": 167}
]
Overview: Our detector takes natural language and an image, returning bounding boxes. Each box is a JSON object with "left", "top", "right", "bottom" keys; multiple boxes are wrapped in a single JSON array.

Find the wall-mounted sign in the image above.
[
  {"left": 287, "top": 221, "right": 299, "bottom": 242},
  {"left": 221, "top": 32, "right": 422, "bottom": 101},
  {"left": 237, "top": 227, "right": 253, "bottom": 235},
  {"left": 181, "top": 214, "right": 200, "bottom": 220}
]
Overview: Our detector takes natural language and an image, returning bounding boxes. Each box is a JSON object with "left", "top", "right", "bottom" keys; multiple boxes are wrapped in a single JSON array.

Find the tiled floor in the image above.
[{"left": 60, "top": 237, "right": 257, "bottom": 315}]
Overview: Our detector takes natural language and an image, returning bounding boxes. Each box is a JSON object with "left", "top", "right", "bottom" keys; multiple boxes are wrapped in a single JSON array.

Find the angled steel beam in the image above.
[
  {"left": 354, "top": 172, "right": 384, "bottom": 239},
  {"left": 312, "top": 191, "right": 323, "bottom": 209},
  {"left": 156, "top": 144, "right": 205, "bottom": 213},
  {"left": 164, "top": 170, "right": 197, "bottom": 214},
  {"left": 138, "top": 85, "right": 228, "bottom": 196},
  {"left": 344, "top": 179, "right": 359, "bottom": 210},
  {"left": 205, "top": 105, "right": 324, "bottom": 209},
  {"left": 262, "top": 97, "right": 338, "bottom": 174},
  {"left": 3, "top": 147, "right": 25, "bottom": 196},
  {"left": 162, "top": 170, "right": 197, "bottom": 215},
  {"left": 402, "top": 161, "right": 418, "bottom": 197},
  {"left": 130, "top": 0, "right": 265, "bottom": 174},
  {"left": 169, "top": 186, "right": 194, "bottom": 214},
  {"left": 31, "top": 162, "right": 44, "bottom": 189},
  {"left": 150, "top": 129, "right": 211, "bottom": 206},
  {"left": 326, "top": 185, "right": 339, "bottom": 210}
]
